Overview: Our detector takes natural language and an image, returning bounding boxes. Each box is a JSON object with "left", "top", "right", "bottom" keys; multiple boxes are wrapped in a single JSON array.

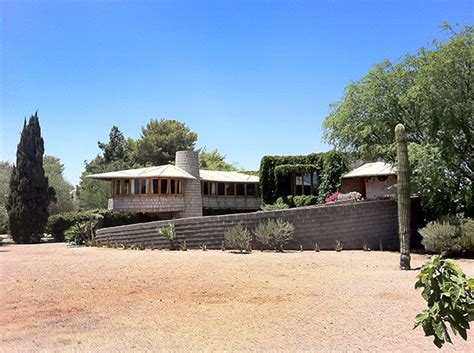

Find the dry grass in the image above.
[{"left": 1, "top": 243, "right": 473, "bottom": 352}]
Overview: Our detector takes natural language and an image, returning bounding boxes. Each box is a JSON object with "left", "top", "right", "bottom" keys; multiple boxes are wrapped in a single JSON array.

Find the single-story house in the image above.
[
  {"left": 87, "top": 151, "right": 261, "bottom": 219},
  {"left": 341, "top": 162, "right": 397, "bottom": 200}
]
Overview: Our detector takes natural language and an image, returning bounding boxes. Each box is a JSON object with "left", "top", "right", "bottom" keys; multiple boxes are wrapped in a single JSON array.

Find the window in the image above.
[
  {"left": 177, "top": 179, "right": 182, "bottom": 194},
  {"left": 170, "top": 179, "right": 176, "bottom": 194},
  {"left": 124, "top": 179, "right": 130, "bottom": 195},
  {"left": 152, "top": 179, "right": 159, "bottom": 194},
  {"left": 161, "top": 179, "right": 168, "bottom": 194},
  {"left": 202, "top": 181, "right": 209, "bottom": 195},
  {"left": 210, "top": 182, "right": 216, "bottom": 195},
  {"left": 226, "top": 183, "right": 235, "bottom": 196},
  {"left": 246, "top": 183, "right": 256, "bottom": 196},
  {"left": 114, "top": 180, "right": 121, "bottom": 195},
  {"left": 236, "top": 183, "right": 245, "bottom": 196},
  {"left": 132, "top": 179, "right": 140, "bottom": 194},
  {"left": 217, "top": 182, "right": 225, "bottom": 196},
  {"left": 140, "top": 179, "right": 147, "bottom": 194}
]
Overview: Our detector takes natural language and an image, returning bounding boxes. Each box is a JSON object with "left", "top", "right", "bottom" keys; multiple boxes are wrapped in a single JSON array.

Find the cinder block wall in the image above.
[
  {"left": 175, "top": 150, "right": 203, "bottom": 218},
  {"left": 96, "top": 199, "right": 401, "bottom": 250}
]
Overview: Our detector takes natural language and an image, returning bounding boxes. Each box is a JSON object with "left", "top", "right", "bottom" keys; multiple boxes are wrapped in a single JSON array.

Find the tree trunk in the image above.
[{"left": 395, "top": 124, "right": 411, "bottom": 270}]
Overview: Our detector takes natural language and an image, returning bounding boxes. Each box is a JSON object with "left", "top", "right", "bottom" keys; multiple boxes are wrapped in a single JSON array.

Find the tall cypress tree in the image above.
[{"left": 6, "top": 113, "right": 55, "bottom": 243}]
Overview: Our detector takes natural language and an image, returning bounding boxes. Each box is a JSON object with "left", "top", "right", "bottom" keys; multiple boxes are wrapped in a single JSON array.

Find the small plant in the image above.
[
  {"left": 157, "top": 220, "right": 177, "bottom": 250},
  {"left": 179, "top": 240, "right": 187, "bottom": 251},
  {"left": 300, "top": 244, "right": 303, "bottom": 252},
  {"left": 260, "top": 200, "right": 289, "bottom": 211},
  {"left": 254, "top": 218, "right": 295, "bottom": 252},
  {"left": 335, "top": 240, "right": 343, "bottom": 252},
  {"left": 220, "top": 241, "right": 226, "bottom": 251},
  {"left": 199, "top": 242, "right": 208, "bottom": 251},
  {"left": 314, "top": 243, "right": 320, "bottom": 252},
  {"left": 414, "top": 255, "right": 473, "bottom": 348},
  {"left": 362, "top": 239, "right": 370, "bottom": 252},
  {"left": 419, "top": 216, "right": 474, "bottom": 257},
  {"left": 138, "top": 242, "right": 145, "bottom": 250},
  {"left": 224, "top": 224, "right": 252, "bottom": 253}
]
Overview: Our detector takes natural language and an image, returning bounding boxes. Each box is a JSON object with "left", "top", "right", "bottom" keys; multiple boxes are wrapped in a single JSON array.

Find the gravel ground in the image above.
[{"left": 0, "top": 243, "right": 473, "bottom": 352}]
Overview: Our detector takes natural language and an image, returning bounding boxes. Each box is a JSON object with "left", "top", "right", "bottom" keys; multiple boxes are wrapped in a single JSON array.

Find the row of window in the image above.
[
  {"left": 112, "top": 178, "right": 183, "bottom": 196},
  {"left": 112, "top": 178, "right": 260, "bottom": 197},
  {"left": 201, "top": 181, "right": 259, "bottom": 197}
]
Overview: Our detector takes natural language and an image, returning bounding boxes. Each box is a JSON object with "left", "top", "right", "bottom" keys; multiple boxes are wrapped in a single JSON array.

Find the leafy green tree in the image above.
[
  {"left": 132, "top": 119, "right": 197, "bottom": 166},
  {"left": 199, "top": 148, "right": 237, "bottom": 171},
  {"left": 78, "top": 126, "right": 135, "bottom": 209},
  {"left": 6, "top": 113, "right": 55, "bottom": 243},
  {"left": 323, "top": 24, "right": 473, "bottom": 218},
  {"left": 0, "top": 161, "right": 13, "bottom": 233},
  {"left": 97, "top": 125, "right": 130, "bottom": 164},
  {"left": 43, "top": 155, "right": 76, "bottom": 215}
]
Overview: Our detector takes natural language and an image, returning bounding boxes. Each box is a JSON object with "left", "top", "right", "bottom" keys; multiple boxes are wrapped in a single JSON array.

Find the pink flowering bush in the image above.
[{"left": 325, "top": 192, "right": 342, "bottom": 204}]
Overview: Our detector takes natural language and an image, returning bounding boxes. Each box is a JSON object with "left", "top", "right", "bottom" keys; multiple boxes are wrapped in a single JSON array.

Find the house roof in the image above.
[
  {"left": 343, "top": 162, "right": 396, "bottom": 178},
  {"left": 86, "top": 165, "right": 196, "bottom": 180},
  {"left": 86, "top": 166, "right": 260, "bottom": 183},
  {"left": 199, "top": 170, "right": 259, "bottom": 183}
]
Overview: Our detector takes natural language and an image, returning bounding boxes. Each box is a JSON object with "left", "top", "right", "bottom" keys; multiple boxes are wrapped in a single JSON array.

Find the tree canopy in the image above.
[
  {"left": 323, "top": 24, "right": 473, "bottom": 218},
  {"left": 132, "top": 119, "right": 197, "bottom": 166},
  {"left": 199, "top": 148, "right": 237, "bottom": 171},
  {"left": 43, "top": 155, "right": 76, "bottom": 215},
  {"left": 7, "top": 113, "right": 55, "bottom": 243}
]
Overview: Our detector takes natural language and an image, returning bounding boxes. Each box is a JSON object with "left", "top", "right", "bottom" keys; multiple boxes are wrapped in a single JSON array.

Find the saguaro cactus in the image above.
[{"left": 395, "top": 124, "right": 411, "bottom": 270}]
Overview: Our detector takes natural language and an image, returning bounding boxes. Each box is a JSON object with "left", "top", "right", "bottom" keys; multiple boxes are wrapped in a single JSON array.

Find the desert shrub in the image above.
[
  {"left": 47, "top": 209, "right": 162, "bottom": 242},
  {"left": 260, "top": 199, "right": 289, "bottom": 211},
  {"left": 64, "top": 213, "right": 103, "bottom": 245},
  {"left": 254, "top": 218, "right": 295, "bottom": 252},
  {"left": 414, "top": 255, "right": 473, "bottom": 348},
  {"left": 157, "top": 220, "right": 176, "bottom": 250},
  {"left": 420, "top": 216, "right": 474, "bottom": 257},
  {"left": 224, "top": 224, "right": 252, "bottom": 252}
]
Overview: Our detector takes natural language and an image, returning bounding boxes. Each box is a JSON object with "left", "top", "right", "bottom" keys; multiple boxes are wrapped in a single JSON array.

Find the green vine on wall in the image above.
[{"left": 259, "top": 151, "right": 349, "bottom": 204}]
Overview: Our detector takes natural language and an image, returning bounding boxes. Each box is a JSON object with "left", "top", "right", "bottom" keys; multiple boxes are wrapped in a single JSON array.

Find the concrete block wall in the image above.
[
  {"left": 108, "top": 195, "right": 185, "bottom": 213},
  {"left": 96, "top": 199, "right": 401, "bottom": 250},
  {"left": 202, "top": 195, "right": 261, "bottom": 210},
  {"left": 176, "top": 150, "right": 203, "bottom": 218}
]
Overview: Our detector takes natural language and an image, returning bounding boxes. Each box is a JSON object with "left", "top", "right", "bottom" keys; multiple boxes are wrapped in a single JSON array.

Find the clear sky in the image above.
[{"left": 1, "top": 0, "right": 472, "bottom": 185}]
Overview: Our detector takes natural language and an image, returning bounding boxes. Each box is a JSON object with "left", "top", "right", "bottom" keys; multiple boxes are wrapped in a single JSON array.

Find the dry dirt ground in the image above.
[{"left": 1, "top": 243, "right": 473, "bottom": 352}]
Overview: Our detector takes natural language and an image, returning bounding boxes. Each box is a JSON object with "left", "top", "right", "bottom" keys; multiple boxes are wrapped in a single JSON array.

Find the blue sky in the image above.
[{"left": 1, "top": 0, "right": 472, "bottom": 185}]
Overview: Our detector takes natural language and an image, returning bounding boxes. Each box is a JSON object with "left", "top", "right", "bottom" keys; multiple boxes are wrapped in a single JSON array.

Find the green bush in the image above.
[
  {"left": 260, "top": 199, "right": 289, "bottom": 211},
  {"left": 269, "top": 195, "right": 318, "bottom": 209},
  {"left": 64, "top": 213, "right": 103, "bottom": 245},
  {"left": 47, "top": 209, "right": 162, "bottom": 242},
  {"left": 224, "top": 224, "right": 252, "bottom": 252},
  {"left": 414, "top": 255, "right": 473, "bottom": 348},
  {"left": 0, "top": 216, "right": 8, "bottom": 234},
  {"left": 419, "top": 216, "right": 474, "bottom": 257},
  {"left": 254, "top": 218, "right": 295, "bottom": 252},
  {"left": 157, "top": 220, "right": 176, "bottom": 250}
]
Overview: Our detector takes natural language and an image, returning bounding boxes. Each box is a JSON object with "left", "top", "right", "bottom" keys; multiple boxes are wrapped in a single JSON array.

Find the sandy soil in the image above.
[{"left": 0, "top": 243, "right": 473, "bottom": 352}]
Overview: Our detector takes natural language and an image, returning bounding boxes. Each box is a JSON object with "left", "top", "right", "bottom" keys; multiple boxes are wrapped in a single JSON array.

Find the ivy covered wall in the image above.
[{"left": 259, "top": 151, "right": 349, "bottom": 204}]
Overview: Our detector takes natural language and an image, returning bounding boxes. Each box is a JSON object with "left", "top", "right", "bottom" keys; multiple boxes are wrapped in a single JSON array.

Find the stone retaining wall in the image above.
[{"left": 96, "top": 199, "right": 403, "bottom": 250}]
